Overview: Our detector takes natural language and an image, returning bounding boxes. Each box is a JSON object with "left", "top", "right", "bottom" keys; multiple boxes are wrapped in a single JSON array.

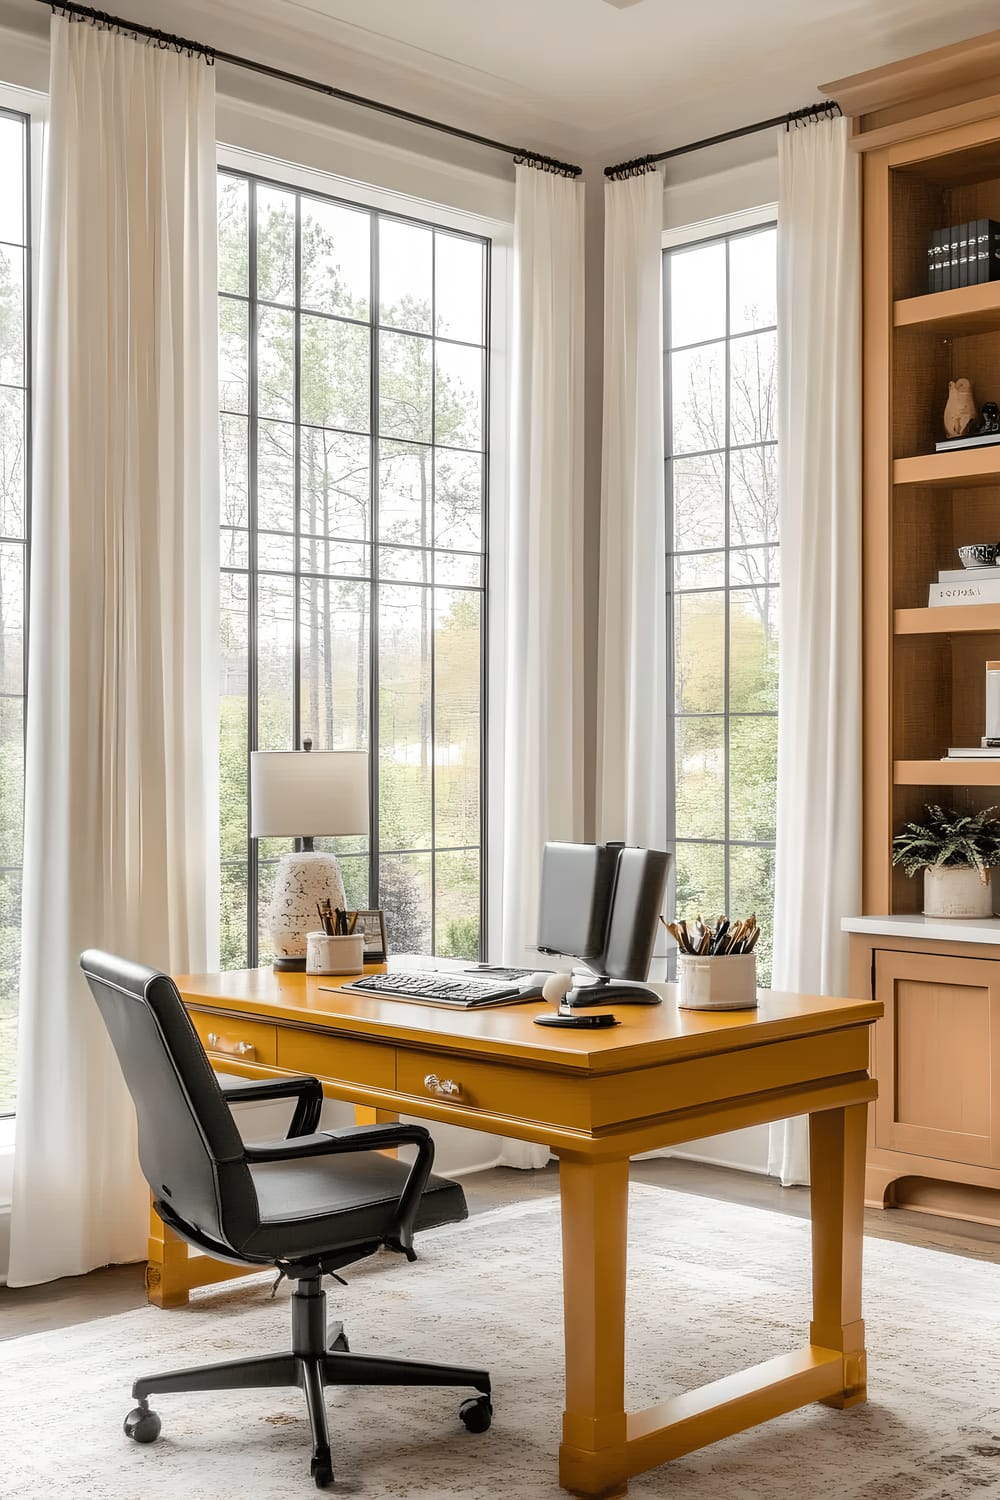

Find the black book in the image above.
[
  {"left": 961, "top": 221, "right": 971, "bottom": 287},
  {"left": 929, "top": 229, "right": 941, "bottom": 294},
  {"left": 971, "top": 219, "right": 989, "bottom": 285},
  {"left": 933, "top": 227, "right": 944, "bottom": 292},
  {"left": 955, "top": 221, "right": 964, "bottom": 289},
  {"left": 990, "top": 221, "right": 1000, "bottom": 282},
  {"left": 944, "top": 223, "right": 954, "bottom": 291}
]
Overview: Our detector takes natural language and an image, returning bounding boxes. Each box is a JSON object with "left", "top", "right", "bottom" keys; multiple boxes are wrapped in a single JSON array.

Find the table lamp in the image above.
[{"left": 250, "top": 744, "right": 369, "bottom": 971}]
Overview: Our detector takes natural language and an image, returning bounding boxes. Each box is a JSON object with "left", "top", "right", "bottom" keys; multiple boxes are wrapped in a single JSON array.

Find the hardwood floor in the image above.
[{"left": 4, "top": 1155, "right": 1000, "bottom": 1340}]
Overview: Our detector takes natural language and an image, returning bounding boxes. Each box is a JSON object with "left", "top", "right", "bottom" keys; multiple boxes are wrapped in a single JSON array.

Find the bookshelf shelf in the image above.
[
  {"left": 895, "top": 604, "right": 1000, "bottom": 634},
  {"left": 894, "top": 280, "right": 1000, "bottom": 335},
  {"left": 894, "top": 447, "right": 1000, "bottom": 488},
  {"left": 894, "top": 759, "right": 1000, "bottom": 786}
]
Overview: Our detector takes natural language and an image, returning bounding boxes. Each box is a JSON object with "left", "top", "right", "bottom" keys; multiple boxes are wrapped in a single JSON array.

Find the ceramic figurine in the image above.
[{"left": 944, "top": 377, "right": 978, "bottom": 437}]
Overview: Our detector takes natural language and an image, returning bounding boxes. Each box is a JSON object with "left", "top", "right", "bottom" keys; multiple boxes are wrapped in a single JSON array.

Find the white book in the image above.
[
  {"left": 938, "top": 566, "right": 1000, "bottom": 582},
  {"left": 945, "top": 747, "right": 1000, "bottom": 757},
  {"left": 929, "top": 579, "right": 1000, "bottom": 605}
]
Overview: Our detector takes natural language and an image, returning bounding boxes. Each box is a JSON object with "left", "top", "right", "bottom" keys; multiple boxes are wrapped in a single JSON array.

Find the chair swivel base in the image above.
[{"left": 124, "top": 1273, "right": 492, "bottom": 1490}]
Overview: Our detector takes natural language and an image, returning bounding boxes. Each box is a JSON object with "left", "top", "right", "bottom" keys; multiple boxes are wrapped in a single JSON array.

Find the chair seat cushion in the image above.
[{"left": 243, "top": 1149, "right": 467, "bottom": 1260}]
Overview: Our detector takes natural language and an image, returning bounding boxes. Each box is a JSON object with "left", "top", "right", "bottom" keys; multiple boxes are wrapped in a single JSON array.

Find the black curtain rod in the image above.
[
  {"left": 42, "top": 0, "right": 583, "bottom": 177},
  {"left": 604, "top": 100, "right": 842, "bottom": 179}
]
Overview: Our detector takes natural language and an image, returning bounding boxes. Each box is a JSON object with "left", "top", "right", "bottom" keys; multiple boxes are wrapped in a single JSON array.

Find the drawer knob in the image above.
[
  {"left": 206, "top": 1032, "right": 256, "bottom": 1059},
  {"left": 424, "top": 1072, "right": 461, "bottom": 1099}
]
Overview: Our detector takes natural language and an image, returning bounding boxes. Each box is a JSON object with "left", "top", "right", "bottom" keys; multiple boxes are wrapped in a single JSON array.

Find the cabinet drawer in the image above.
[
  {"left": 277, "top": 1028, "right": 395, "bottom": 1090},
  {"left": 189, "top": 1011, "right": 277, "bottom": 1066},
  {"left": 395, "top": 1048, "right": 587, "bottom": 1129}
]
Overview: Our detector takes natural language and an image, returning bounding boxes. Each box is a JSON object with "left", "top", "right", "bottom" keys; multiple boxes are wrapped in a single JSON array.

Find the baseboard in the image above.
[{"left": 668, "top": 1148, "right": 771, "bottom": 1177}]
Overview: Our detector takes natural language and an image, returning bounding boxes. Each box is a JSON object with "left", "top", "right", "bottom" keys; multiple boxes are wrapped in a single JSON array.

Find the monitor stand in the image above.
[{"left": 563, "top": 976, "right": 661, "bottom": 1008}]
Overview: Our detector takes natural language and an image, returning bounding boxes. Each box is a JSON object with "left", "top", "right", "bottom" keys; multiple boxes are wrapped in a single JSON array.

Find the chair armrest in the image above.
[
  {"left": 216, "top": 1071, "right": 323, "bottom": 1138},
  {"left": 244, "top": 1123, "right": 435, "bottom": 1259}
]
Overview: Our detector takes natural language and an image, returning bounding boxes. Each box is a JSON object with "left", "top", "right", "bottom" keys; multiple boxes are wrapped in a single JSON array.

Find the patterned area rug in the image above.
[{"left": 3, "top": 1183, "right": 1000, "bottom": 1499}]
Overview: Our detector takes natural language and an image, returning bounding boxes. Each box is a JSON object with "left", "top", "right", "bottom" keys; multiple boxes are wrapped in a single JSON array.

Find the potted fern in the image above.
[{"left": 892, "top": 805, "right": 1000, "bottom": 917}]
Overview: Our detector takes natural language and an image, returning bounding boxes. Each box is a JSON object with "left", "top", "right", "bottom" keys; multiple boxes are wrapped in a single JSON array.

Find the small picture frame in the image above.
[{"left": 351, "top": 908, "right": 387, "bottom": 963}]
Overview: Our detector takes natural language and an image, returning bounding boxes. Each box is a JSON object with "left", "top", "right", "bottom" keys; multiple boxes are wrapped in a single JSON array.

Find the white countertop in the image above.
[{"left": 842, "top": 913, "right": 1000, "bottom": 945}]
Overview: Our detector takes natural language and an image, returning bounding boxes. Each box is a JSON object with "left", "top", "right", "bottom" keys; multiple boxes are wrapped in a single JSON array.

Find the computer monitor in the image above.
[{"left": 537, "top": 842, "right": 672, "bottom": 1006}]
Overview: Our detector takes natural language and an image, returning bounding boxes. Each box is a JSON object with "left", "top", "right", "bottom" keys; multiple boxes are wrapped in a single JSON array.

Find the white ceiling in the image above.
[
  {"left": 208, "top": 0, "right": 1000, "bottom": 159},
  {"left": 9, "top": 0, "right": 1000, "bottom": 164}
]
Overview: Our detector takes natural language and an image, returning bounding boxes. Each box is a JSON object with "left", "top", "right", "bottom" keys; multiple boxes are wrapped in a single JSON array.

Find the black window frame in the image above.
[
  {"left": 662, "top": 218, "right": 779, "bottom": 980},
  {"left": 218, "top": 166, "right": 491, "bottom": 970},
  {"left": 0, "top": 105, "right": 32, "bottom": 1119}
]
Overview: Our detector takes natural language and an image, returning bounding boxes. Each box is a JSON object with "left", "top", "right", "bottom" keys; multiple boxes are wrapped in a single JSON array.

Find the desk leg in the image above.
[
  {"left": 808, "top": 1102, "right": 868, "bottom": 1408},
  {"left": 146, "top": 1203, "right": 191, "bottom": 1309},
  {"left": 556, "top": 1151, "right": 630, "bottom": 1500}
]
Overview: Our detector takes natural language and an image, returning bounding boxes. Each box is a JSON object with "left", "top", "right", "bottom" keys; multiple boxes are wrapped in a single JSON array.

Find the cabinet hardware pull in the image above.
[
  {"left": 206, "top": 1032, "right": 256, "bottom": 1059},
  {"left": 423, "top": 1072, "right": 461, "bottom": 1098}
]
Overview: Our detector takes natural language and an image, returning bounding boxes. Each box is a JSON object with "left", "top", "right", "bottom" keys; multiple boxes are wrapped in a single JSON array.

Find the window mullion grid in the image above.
[
  {"left": 429, "top": 233, "right": 437, "bottom": 953},
  {"left": 292, "top": 193, "right": 303, "bottom": 754},
  {"left": 722, "top": 238, "right": 732, "bottom": 919},
  {"left": 478, "top": 244, "right": 491, "bottom": 961},
  {"left": 246, "top": 181, "right": 260, "bottom": 968},
  {"left": 662, "top": 252, "right": 679, "bottom": 978},
  {"left": 20, "top": 110, "right": 30, "bottom": 800},
  {"left": 368, "top": 216, "right": 381, "bottom": 912}
]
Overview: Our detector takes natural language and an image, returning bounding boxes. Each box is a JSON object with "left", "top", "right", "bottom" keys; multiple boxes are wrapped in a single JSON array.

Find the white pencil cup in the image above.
[
  {"left": 677, "top": 953, "right": 757, "bottom": 1011},
  {"left": 306, "top": 932, "right": 365, "bottom": 976}
]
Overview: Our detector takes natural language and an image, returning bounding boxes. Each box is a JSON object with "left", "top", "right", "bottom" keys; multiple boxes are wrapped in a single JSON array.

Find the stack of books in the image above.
[
  {"left": 929, "top": 565, "right": 1000, "bottom": 606},
  {"left": 942, "top": 746, "right": 1000, "bottom": 761},
  {"left": 927, "top": 220, "right": 1000, "bottom": 292}
]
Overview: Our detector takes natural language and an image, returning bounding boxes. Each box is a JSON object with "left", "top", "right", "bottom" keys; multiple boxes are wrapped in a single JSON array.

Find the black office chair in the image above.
[{"left": 80, "top": 950, "right": 491, "bottom": 1490}]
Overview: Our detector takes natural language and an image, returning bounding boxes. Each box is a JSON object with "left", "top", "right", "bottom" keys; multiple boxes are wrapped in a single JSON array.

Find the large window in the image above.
[
  {"left": 663, "top": 222, "right": 778, "bottom": 981},
  {"left": 217, "top": 171, "right": 489, "bottom": 970},
  {"left": 0, "top": 110, "right": 28, "bottom": 1115}
]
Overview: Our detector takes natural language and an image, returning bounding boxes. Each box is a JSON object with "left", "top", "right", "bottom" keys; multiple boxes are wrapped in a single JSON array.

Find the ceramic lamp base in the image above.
[{"left": 267, "top": 850, "right": 347, "bottom": 966}]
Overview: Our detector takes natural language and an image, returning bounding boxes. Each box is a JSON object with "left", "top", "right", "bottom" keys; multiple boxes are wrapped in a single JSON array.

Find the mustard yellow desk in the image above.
[{"left": 160, "top": 969, "right": 881, "bottom": 1500}]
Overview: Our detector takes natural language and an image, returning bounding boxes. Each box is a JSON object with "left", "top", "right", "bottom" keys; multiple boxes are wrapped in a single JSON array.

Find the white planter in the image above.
[{"left": 922, "top": 864, "right": 994, "bottom": 918}]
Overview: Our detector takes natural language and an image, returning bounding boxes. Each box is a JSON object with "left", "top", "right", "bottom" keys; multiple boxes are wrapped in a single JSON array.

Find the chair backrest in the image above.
[{"left": 80, "top": 949, "right": 258, "bottom": 1251}]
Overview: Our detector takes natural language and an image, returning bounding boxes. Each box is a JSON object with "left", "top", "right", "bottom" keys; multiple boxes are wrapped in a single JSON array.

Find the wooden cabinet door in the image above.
[{"left": 873, "top": 949, "right": 1000, "bottom": 1167}]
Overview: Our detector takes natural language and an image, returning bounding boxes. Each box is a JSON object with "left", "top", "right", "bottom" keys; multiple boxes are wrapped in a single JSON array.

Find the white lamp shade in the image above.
[{"left": 250, "top": 750, "right": 369, "bottom": 838}]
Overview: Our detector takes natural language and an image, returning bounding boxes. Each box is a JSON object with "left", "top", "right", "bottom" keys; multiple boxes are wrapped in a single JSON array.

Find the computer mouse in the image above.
[{"left": 540, "top": 972, "right": 574, "bottom": 1005}]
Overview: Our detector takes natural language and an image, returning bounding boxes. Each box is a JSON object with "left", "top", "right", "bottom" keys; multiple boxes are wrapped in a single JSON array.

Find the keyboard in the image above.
[{"left": 335, "top": 970, "right": 547, "bottom": 1009}]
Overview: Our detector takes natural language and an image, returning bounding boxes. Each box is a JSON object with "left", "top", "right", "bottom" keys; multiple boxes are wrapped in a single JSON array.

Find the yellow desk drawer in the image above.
[
  {"left": 190, "top": 1011, "right": 277, "bottom": 1066},
  {"left": 277, "top": 1028, "right": 395, "bottom": 1090},
  {"left": 396, "top": 1048, "right": 587, "bottom": 1129}
]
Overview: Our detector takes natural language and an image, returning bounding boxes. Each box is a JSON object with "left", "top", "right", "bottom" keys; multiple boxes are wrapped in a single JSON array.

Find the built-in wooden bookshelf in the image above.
[
  {"left": 827, "top": 33, "right": 1000, "bottom": 1226},
  {"left": 844, "top": 111, "right": 1000, "bottom": 911}
]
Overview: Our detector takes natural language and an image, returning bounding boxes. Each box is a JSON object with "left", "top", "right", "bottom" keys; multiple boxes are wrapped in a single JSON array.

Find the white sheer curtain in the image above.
[
  {"left": 8, "top": 17, "right": 219, "bottom": 1285},
  {"left": 597, "top": 169, "right": 667, "bottom": 887},
  {"left": 497, "top": 164, "right": 585, "bottom": 1168},
  {"left": 768, "top": 115, "right": 861, "bottom": 1186}
]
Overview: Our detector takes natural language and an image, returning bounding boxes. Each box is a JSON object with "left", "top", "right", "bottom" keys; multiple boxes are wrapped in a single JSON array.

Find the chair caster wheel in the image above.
[
  {"left": 459, "top": 1395, "right": 492, "bottom": 1433},
  {"left": 124, "top": 1406, "right": 161, "bottom": 1443},
  {"left": 311, "top": 1449, "right": 334, "bottom": 1488}
]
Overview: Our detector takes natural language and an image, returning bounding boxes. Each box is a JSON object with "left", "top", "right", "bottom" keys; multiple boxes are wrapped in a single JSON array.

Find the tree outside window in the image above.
[
  {"left": 218, "top": 173, "right": 488, "bottom": 969},
  {"left": 0, "top": 110, "right": 28, "bottom": 1115},
  {"left": 664, "top": 225, "right": 778, "bottom": 981}
]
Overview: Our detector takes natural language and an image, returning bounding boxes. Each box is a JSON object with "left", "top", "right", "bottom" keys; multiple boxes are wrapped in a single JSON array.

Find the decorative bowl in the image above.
[{"left": 958, "top": 543, "right": 1000, "bottom": 568}]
